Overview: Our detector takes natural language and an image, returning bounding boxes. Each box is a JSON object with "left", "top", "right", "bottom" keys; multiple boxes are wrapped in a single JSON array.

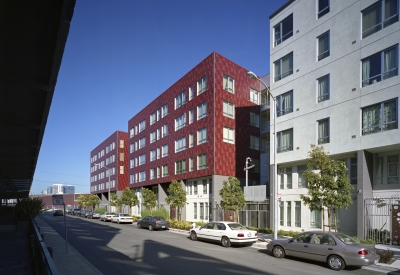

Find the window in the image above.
[
  {"left": 274, "top": 14, "right": 293, "bottom": 47},
  {"left": 286, "top": 202, "right": 291, "bottom": 226},
  {"left": 162, "top": 104, "right": 168, "bottom": 118},
  {"left": 350, "top": 158, "right": 357, "bottom": 185},
  {"left": 276, "top": 90, "right": 293, "bottom": 117},
  {"left": 223, "top": 75, "right": 234, "bottom": 93},
  {"left": 388, "top": 155, "right": 399, "bottom": 184},
  {"left": 197, "top": 76, "right": 207, "bottom": 95},
  {"left": 189, "top": 85, "right": 194, "bottom": 100},
  {"left": 150, "top": 131, "right": 156, "bottom": 143},
  {"left": 311, "top": 209, "right": 322, "bottom": 228},
  {"left": 295, "top": 201, "right": 301, "bottom": 227},
  {"left": 250, "top": 89, "right": 259, "bottom": 104},
  {"left": 150, "top": 149, "right": 156, "bottom": 161},
  {"left": 139, "top": 120, "right": 146, "bottom": 132},
  {"left": 120, "top": 166, "right": 124, "bottom": 174},
  {"left": 274, "top": 52, "right": 293, "bottom": 82},
  {"left": 175, "top": 91, "right": 186, "bottom": 109},
  {"left": 200, "top": 203, "right": 204, "bottom": 220},
  {"left": 317, "top": 31, "right": 330, "bottom": 61},
  {"left": 150, "top": 168, "right": 155, "bottom": 180},
  {"left": 189, "top": 109, "right": 194, "bottom": 124},
  {"left": 130, "top": 143, "right": 134, "bottom": 153},
  {"left": 162, "top": 165, "right": 168, "bottom": 177},
  {"left": 376, "top": 157, "right": 384, "bottom": 184},
  {"left": 175, "top": 159, "right": 186, "bottom": 174},
  {"left": 139, "top": 154, "right": 146, "bottom": 165},
  {"left": 318, "top": 0, "right": 330, "bottom": 18},
  {"left": 150, "top": 112, "right": 156, "bottom": 125},
  {"left": 250, "top": 135, "right": 260, "bottom": 150},
  {"left": 198, "top": 154, "right": 207, "bottom": 170},
  {"left": 197, "top": 127, "right": 207, "bottom": 145},
  {"left": 162, "top": 124, "right": 168, "bottom": 137},
  {"left": 194, "top": 203, "right": 197, "bottom": 219},
  {"left": 175, "top": 113, "right": 186, "bottom": 130},
  {"left": 162, "top": 144, "right": 168, "bottom": 157},
  {"left": 318, "top": 118, "right": 330, "bottom": 144},
  {"left": 279, "top": 201, "right": 284, "bottom": 226},
  {"left": 250, "top": 112, "right": 260, "bottom": 127},
  {"left": 362, "top": 99, "right": 398, "bottom": 135},
  {"left": 194, "top": 182, "right": 198, "bottom": 195},
  {"left": 157, "top": 167, "right": 160, "bottom": 178},
  {"left": 317, "top": 74, "right": 330, "bottom": 102},
  {"left": 189, "top": 133, "right": 194, "bottom": 148},
  {"left": 197, "top": 102, "right": 207, "bottom": 119},
  {"left": 157, "top": 148, "right": 160, "bottom": 159},
  {"left": 175, "top": 136, "right": 186, "bottom": 152},
  {"left": 203, "top": 179, "right": 207, "bottom": 194},
  {"left": 119, "top": 152, "right": 124, "bottom": 161},
  {"left": 298, "top": 165, "right": 307, "bottom": 188},
  {"left": 286, "top": 167, "right": 292, "bottom": 189},
  {"left": 139, "top": 137, "right": 146, "bottom": 149},
  {"left": 139, "top": 171, "right": 146, "bottom": 182},
  {"left": 362, "top": 45, "right": 398, "bottom": 87},
  {"left": 189, "top": 157, "right": 194, "bottom": 172},
  {"left": 362, "top": 0, "right": 399, "bottom": 39},
  {"left": 277, "top": 129, "right": 293, "bottom": 153},
  {"left": 157, "top": 109, "right": 161, "bottom": 121},
  {"left": 130, "top": 127, "right": 134, "bottom": 138},
  {"left": 135, "top": 141, "right": 138, "bottom": 151},
  {"left": 130, "top": 174, "right": 135, "bottom": 184},
  {"left": 157, "top": 128, "right": 160, "bottom": 140},
  {"left": 130, "top": 159, "right": 134, "bottom": 168},
  {"left": 223, "top": 101, "right": 234, "bottom": 118},
  {"left": 223, "top": 127, "right": 234, "bottom": 144}
]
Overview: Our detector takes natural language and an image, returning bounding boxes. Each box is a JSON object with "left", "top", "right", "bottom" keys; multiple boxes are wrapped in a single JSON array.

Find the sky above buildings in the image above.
[{"left": 31, "top": 0, "right": 287, "bottom": 194}]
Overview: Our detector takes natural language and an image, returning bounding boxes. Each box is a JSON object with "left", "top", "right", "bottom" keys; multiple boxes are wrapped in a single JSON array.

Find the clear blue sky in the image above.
[{"left": 31, "top": 0, "right": 287, "bottom": 194}]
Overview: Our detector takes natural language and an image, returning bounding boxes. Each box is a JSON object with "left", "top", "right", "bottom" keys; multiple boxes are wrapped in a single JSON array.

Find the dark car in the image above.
[
  {"left": 137, "top": 216, "right": 170, "bottom": 231},
  {"left": 267, "top": 231, "right": 380, "bottom": 270},
  {"left": 53, "top": 209, "right": 63, "bottom": 216},
  {"left": 73, "top": 209, "right": 81, "bottom": 216}
]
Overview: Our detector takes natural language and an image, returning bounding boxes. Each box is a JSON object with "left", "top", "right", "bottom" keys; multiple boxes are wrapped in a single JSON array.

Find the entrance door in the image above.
[{"left": 392, "top": 204, "right": 400, "bottom": 245}]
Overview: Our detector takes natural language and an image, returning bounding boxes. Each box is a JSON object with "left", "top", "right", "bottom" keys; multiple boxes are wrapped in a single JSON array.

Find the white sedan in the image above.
[
  {"left": 189, "top": 221, "right": 258, "bottom": 247},
  {"left": 111, "top": 213, "right": 133, "bottom": 224}
]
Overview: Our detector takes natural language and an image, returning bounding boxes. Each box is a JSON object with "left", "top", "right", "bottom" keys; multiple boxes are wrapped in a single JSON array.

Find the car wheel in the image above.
[
  {"left": 272, "top": 246, "right": 285, "bottom": 258},
  {"left": 190, "top": 231, "right": 197, "bottom": 241},
  {"left": 327, "top": 255, "right": 345, "bottom": 271},
  {"left": 221, "top": 236, "right": 231, "bottom": 247},
  {"left": 137, "top": 223, "right": 141, "bottom": 229},
  {"left": 149, "top": 225, "right": 153, "bottom": 231}
]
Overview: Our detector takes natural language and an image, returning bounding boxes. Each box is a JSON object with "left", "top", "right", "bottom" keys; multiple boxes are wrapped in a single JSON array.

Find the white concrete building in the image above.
[
  {"left": 269, "top": 0, "right": 399, "bottom": 238},
  {"left": 63, "top": 185, "right": 75, "bottom": 194}
]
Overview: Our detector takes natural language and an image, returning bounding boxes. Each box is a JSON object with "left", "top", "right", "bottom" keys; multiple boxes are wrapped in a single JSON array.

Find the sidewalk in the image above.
[{"left": 34, "top": 216, "right": 103, "bottom": 275}]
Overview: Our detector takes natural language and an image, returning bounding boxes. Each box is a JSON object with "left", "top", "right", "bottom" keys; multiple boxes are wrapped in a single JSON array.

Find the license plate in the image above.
[
  {"left": 247, "top": 233, "right": 252, "bottom": 237},
  {"left": 162, "top": 226, "right": 165, "bottom": 228}
]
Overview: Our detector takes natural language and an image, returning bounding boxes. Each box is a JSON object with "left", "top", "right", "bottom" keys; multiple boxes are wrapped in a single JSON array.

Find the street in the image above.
[{"left": 40, "top": 213, "right": 383, "bottom": 275}]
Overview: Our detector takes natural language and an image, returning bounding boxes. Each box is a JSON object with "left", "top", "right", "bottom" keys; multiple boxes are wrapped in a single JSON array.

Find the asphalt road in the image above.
[{"left": 40, "top": 213, "right": 383, "bottom": 275}]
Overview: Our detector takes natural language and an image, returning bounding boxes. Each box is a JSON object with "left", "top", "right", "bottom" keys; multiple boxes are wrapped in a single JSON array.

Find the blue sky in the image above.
[{"left": 31, "top": 0, "right": 286, "bottom": 194}]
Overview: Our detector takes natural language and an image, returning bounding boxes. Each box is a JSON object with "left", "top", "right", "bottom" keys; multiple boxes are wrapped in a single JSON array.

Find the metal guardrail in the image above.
[{"left": 30, "top": 217, "right": 59, "bottom": 275}]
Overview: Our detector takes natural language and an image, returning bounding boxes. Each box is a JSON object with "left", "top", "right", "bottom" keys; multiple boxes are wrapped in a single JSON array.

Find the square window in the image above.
[
  {"left": 277, "top": 129, "right": 293, "bottom": 153},
  {"left": 223, "top": 75, "right": 235, "bottom": 93},
  {"left": 362, "top": 99, "right": 398, "bottom": 135},
  {"left": 362, "top": 0, "right": 398, "bottom": 39},
  {"left": 318, "top": 0, "right": 330, "bottom": 18},
  {"left": 197, "top": 128, "right": 207, "bottom": 145},
  {"left": 318, "top": 118, "right": 330, "bottom": 144},
  {"left": 197, "top": 76, "right": 207, "bottom": 95},
  {"left": 317, "top": 31, "right": 330, "bottom": 61},
  {"left": 277, "top": 90, "right": 293, "bottom": 117},
  {"left": 223, "top": 127, "right": 234, "bottom": 144},
  {"left": 250, "top": 112, "right": 260, "bottom": 127},
  {"left": 274, "top": 14, "right": 293, "bottom": 47},
  {"left": 223, "top": 101, "right": 234, "bottom": 118},
  {"left": 198, "top": 154, "right": 207, "bottom": 170},
  {"left": 197, "top": 102, "right": 207, "bottom": 120},
  {"left": 274, "top": 52, "right": 293, "bottom": 82},
  {"left": 250, "top": 89, "right": 260, "bottom": 104},
  {"left": 317, "top": 75, "right": 330, "bottom": 102}
]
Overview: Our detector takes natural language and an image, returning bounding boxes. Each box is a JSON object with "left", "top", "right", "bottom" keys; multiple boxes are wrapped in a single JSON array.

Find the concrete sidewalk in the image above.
[{"left": 34, "top": 217, "right": 103, "bottom": 275}]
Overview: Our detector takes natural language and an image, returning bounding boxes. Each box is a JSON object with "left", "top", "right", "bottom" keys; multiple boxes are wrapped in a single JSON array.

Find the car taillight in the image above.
[
  {"left": 255, "top": 232, "right": 258, "bottom": 236},
  {"left": 237, "top": 233, "right": 244, "bottom": 237},
  {"left": 167, "top": 221, "right": 170, "bottom": 225},
  {"left": 358, "top": 250, "right": 370, "bottom": 255},
  {"left": 156, "top": 221, "right": 160, "bottom": 225}
]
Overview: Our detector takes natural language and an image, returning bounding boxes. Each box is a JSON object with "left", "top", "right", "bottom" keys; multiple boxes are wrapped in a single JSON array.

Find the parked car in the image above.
[
  {"left": 137, "top": 216, "right": 170, "bottom": 231},
  {"left": 111, "top": 214, "right": 133, "bottom": 224},
  {"left": 66, "top": 209, "right": 73, "bottom": 215},
  {"left": 53, "top": 209, "right": 63, "bottom": 216},
  {"left": 266, "top": 231, "right": 380, "bottom": 271},
  {"left": 73, "top": 209, "right": 81, "bottom": 216},
  {"left": 189, "top": 221, "right": 258, "bottom": 247},
  {"left": 80, "top": 210, "right": 88, "bottom": 217},
  {"left": 87, "top": 211, "right": 101, "bottom": 219},
  {"left": 84, "top": 210, "right": 92, "bottom": 218},
  {"left": 100, "top": 212, "right": 115, "bottom": 222}
]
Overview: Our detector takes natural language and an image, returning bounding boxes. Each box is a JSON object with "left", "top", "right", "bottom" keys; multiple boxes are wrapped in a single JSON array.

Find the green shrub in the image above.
[
  {"left": 95, "top": 207, "right": 106, "bottom": 214},
  {"left": 377, "top": 249, "right": 394, "bottom": 264},
  {"left": 169, "top": 219, "right": 193, "bottom": 230},
  {"left": 352, "top": 236, "right": 376, "bottom": 245},
  {"left": 140, "top": 208, "right": 169, "bottom": 220},
  {"left": 131, "top": 216, "right": 141, "bottom": 222},
  {"left": 16, "top": 197, "right": 45, "bottom": 221}
]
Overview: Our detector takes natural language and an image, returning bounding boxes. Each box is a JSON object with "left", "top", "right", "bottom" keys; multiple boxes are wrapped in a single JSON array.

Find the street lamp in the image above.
[
  {"left": 94, "top": 163, "right": 111, "bottom": 212},
  {"left": 247, "top": 71, "right": 278, "bottom": 240},
  {"left": 244, "top": 157, "right": 255, "bottom": 226}
]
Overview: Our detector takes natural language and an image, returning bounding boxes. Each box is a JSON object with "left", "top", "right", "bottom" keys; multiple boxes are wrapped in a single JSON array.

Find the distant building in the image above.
[
  {"left": 47, "top": 186, "right": 53, "bottom": 195},
  {"left": 63, "top": 185, "right": 75, "bottom": 194}
]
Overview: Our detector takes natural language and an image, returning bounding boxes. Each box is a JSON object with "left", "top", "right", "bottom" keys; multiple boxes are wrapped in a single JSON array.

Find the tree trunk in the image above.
[
  {"left": 177, "top": 207, "right": 181, "bottom": 221},
  {"left": 322, "top": 207, "right": 325, "bottom": 232},
  {"left": 235, "top": 210, "right": 239, "bottom": 223},
  {"left": 327, "top": 208, "right": 331, "bottom": 232},
  {"left": 334, "top": 209, "right": 337, "bottom": 232}
]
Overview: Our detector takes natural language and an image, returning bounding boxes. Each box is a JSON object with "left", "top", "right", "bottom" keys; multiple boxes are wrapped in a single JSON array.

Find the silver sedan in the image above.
[{"left": 266, "top": 231, "right": 380, "bottom": 270}]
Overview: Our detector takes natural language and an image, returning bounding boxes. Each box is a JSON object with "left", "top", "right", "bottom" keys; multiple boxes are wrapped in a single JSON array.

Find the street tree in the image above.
[
  {"left": 300, "top": 144, "right": 354, "bottom": 231},
  {"left": 142, "top": 188, "right": 157, "bottom": 216},
  {"left": 87, "top": 194, "right": 101, "bottom": 210},
  {"left": 110, "top": 193, "right": 123, "bottom": 213},
  {"left": 165, "top": 180, "right": 187, "bottom": 221},
  {"left": 219, "top": 176, "right": 246, "bottom": 223},
  {"left": 76, "top": 194, "right": 90, "bottom": 208},
  {"left": 121, "top": 187, "right": 139, "bottom": 215}
]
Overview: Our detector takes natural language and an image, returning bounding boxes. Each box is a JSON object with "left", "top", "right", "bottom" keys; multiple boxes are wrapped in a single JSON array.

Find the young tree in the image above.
[
  {"left": 165, "top": 180, "right": 187, "bottom": 221},
  {"left": 110, "top": 193, "right": 123, "bottom": 213},
  {"left": 142, "top": 188, "right": 157, "bottom": 216},
  {"left": 219, "top": 176, "right": 246, "bottom": 223},
  {"left": 121, "top": 187, "right": 139, "bottom": 215},
  {"left": 87, "top": 194, "right": 101, "bottom": 210},
  {"left": 76, "top": 194, "right": 90, "bottom": 208},
  {"left": 300, "top": 145, "right": 354, "bottom": 231}
]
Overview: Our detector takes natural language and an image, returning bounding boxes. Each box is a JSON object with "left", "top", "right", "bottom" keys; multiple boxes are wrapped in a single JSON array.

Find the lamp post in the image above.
[
  {"left": 247, "top": 71, "right": 278, "bottom": 240},
  {"left": 244, "top": 157, "right": 255, "bottom": 226},
  {"left": 94, "top": 163, "right": 111, "bottom": 212}
]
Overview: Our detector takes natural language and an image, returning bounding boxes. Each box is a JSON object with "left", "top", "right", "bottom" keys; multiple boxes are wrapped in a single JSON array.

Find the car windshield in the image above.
[
  {"left": 227, "top": 223, "right": 247, "bottom": 230},
  {"left": 335, "top": 233, "right": 360, "bottom": 245}
]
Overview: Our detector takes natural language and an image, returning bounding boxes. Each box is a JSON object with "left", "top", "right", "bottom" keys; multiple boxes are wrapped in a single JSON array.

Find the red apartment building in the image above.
[
  {"left": 90, "top": 131, "right": 129, "bottom": 210},
  {"left": 128, "top": 52, "right": 262, "bottom": 221}
]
